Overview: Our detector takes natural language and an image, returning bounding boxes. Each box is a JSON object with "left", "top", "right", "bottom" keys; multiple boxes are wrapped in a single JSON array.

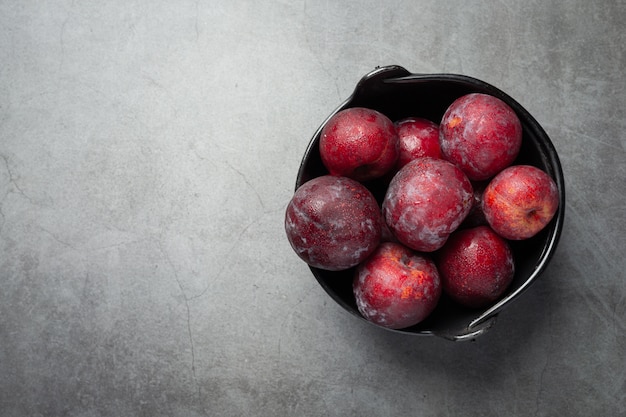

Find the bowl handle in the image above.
[
  {"left": 432, "top": 315, "right": 499, "bottom": 341},
  {"left": 350, "top": 65, "right": 413, "bottom": 101}
]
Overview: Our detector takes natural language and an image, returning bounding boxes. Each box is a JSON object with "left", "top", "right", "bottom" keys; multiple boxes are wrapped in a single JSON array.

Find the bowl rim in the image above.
[{"left": 295, "top": 65, "right": 566, "bottom": 340}]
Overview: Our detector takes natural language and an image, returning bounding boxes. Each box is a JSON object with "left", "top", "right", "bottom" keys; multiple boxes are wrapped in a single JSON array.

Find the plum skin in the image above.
[
  {"left": 285, "top": 175, "right": 382, "bottom": 271},
  {"left": 353, "top": 242, "right": 441, "bottom": 329},
  {"left": 482, "top": 164, "right": 559, "bottom": 240},
  {"left": 437, "top": 226, "right": 515, "bottom": 309},
  {"left": 319, "top": 107, "right": 399, "bottom": 182},
  {"left": 394, "top": 117, "right": 442, "bottom": 169},
  {"left": 382, "top": 157, "right": 474, "bottom": 252},
  {"left": 440, "top": 93, "right": 522, "bottom": 181}
]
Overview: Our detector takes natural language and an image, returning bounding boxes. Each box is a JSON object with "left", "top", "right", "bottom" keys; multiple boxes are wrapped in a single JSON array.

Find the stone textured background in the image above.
[{"left": 1, "top": 1, "right": 624, "bottom": 416}]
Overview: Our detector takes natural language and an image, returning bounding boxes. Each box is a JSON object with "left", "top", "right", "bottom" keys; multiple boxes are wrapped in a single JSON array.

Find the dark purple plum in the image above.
[{"left": 285, "top": 175, "right": 382, "bottom": 271}]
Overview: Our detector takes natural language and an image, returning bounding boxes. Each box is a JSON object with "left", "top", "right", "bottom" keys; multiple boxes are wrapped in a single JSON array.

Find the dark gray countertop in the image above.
[{"left": 1, "top": 1, "right": 624, "bottom": 416}]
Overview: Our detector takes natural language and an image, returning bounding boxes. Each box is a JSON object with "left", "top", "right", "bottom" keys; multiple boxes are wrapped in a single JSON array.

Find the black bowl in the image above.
[{"left": 295, "top": 65, "right": 565, "bottom": 341}]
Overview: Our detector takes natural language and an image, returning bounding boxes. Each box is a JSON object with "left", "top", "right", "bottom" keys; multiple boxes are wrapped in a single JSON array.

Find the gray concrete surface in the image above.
[{"left": 1, "top": 1, "right": 624, "bottom": 416}]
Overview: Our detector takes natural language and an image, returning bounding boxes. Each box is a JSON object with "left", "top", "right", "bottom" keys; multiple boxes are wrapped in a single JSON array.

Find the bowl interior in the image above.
[{"left": 296, "top": 66, "right": 565, "bottom": 340}]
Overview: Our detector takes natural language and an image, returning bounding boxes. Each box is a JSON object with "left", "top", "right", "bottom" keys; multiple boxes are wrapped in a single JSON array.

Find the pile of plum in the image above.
[{"left": 285, "top": 93, "right": 559, "bottom": 329}]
